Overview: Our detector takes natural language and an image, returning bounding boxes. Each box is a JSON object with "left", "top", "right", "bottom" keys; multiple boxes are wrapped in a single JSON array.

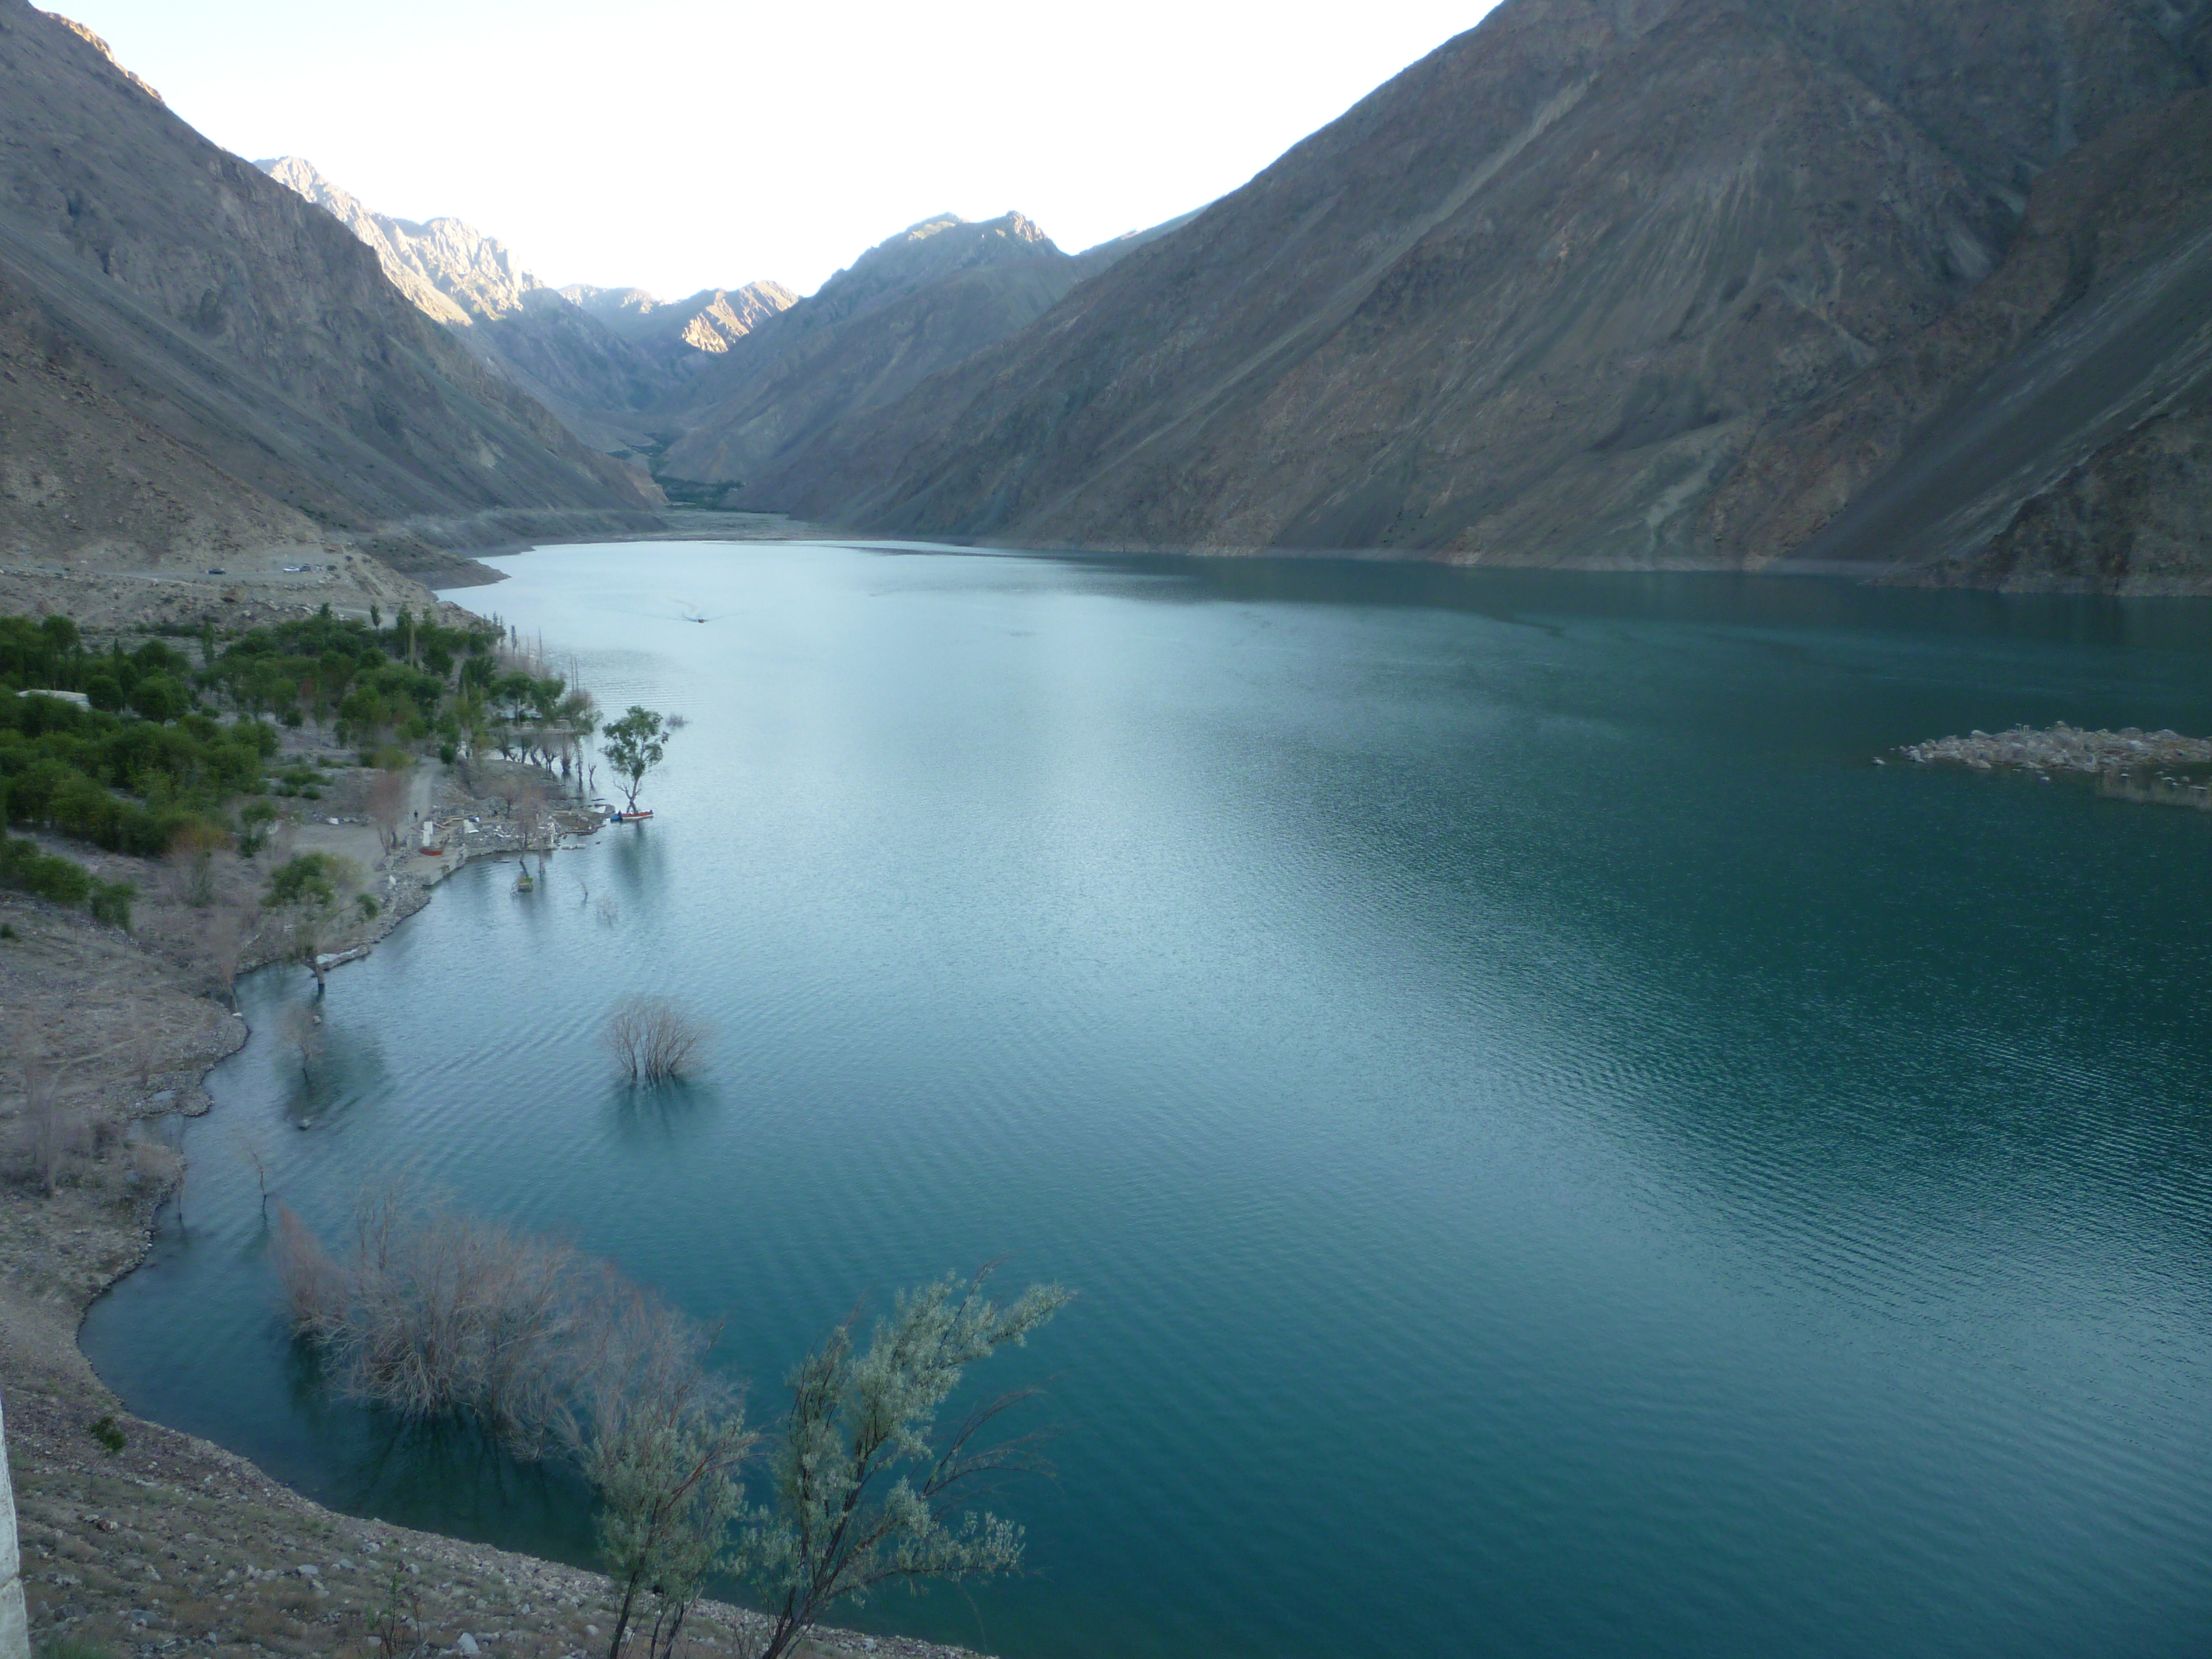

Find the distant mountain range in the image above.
[
  {"left": 256, "top": 156, "right": 796, "bottom": 463},
  {"left": 258, "top": 156, "right": 1192, "bottom": 512},
  {"left": 559, "top": 283, "right": 798, "bottom": 380},
  {"left": 750, "top": 0, "right": 2212, "bottom": 591},
  {"left": 654, "top": 211, "right": 1191, "bottom": 501},
  {"left": 0, "top": 4, "right": 651, "bottom": 578},
  {"left": 7, "top": 0, "right": 2208, "bottom": 592}
]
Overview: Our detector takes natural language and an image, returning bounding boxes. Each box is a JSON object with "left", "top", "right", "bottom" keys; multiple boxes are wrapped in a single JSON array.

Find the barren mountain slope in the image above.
[
  {"left": 661, "top": 214, "right": 1067, "bottom": 433},
  {"left": 1711, "top": 91, "right": 2212, "bottom": 590},
  {"left": 0, "top": 9, "right": 650, "bottom": 577},
  {"left": 259, "top": 156, "right": 682, "bottom": 438},
  {"left": 660, "top": 212, "right": 1189, "bottom": 490},
  {"left": 753, "top": 0, "right": 2208, "bottom": 576}
]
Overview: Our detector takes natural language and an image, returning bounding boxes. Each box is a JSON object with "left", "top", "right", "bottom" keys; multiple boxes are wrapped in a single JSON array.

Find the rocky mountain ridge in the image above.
[
  {"left": 0, "top": 2, "right": 654, "bottom": 582},
  {"left": 561, "top": 281, "right": 798, "bottom": 376},
  {"left": 659, "top": 209, "right": 1197, "bottom": 494},
  {"left": 258, "top": 156, "right": 536, "bottom": 324},
  {"left": 257, "top": 157, "right": 800, "bottom": 469},
  {"left": 750, "top": 0, "right": 2212, "bottom": 591}
]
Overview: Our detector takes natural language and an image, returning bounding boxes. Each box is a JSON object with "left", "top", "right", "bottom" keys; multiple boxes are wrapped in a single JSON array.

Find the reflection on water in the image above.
[{"left": 86, "top": 545, "right": 2212, "bottom": 1659}]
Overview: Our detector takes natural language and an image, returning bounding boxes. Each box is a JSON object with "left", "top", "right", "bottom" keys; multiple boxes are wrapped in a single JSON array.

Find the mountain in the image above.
[
  {"left": 257, "top": 156, "right": 677, "bottom": 435},
  {"left": 257, "top": 159, "right": 795, "bottom": 464},
  {"left": 259, "top": 155, "right": 534, "bottom": 323},
  {"left": 561, "top": 283, "right": 797, "bottom": 382},
  {"left": 657, "top": 211, "right": 1190, "bottom": 495},
  {"left": 1708, "top": 88, "right": 2212, "bottom": 589},
  {"left": 0, "top": 4, "right": 653, "bottom": 577},
  {"left": 750, "top": 0, "right": 2212, "bottom": 590}
]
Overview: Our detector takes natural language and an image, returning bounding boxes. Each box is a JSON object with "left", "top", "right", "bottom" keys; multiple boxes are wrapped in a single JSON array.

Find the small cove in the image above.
[{"left": 85, "top": 541, "right": 2212, "bottom": 1658}]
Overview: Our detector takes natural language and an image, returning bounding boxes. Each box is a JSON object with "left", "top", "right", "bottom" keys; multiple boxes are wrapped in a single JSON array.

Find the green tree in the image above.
[
  {"left": 129, "top": 673, "right": 189, "bottom": 723},
  {"left": 742, "top": 1271, "right": 1073, "bottom": 1659},
  {"left": 265, "top": 852, "right": 354, "bottom": 993},
  {"left": 584, "top": 1296, "right": 756, "bottom": 1659},
  {"left": 601, "top": 707, "right": 670, "bottom": 813}
]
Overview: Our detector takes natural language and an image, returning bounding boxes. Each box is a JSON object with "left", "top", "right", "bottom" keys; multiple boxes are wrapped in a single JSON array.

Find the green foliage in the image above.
[
  {"left": 743, "top": 1271, "right": 1073, "bottom": 1659},
  {"left": 267, "top": 852, "right": 342, "bottom": 911},
  {"left": 585, "top": 1300, "right": 755, "bottom": 1659},
  {"left": 0, "top": 686, "right": 267, "bottom": 855},
  {"left": 602, "top": 706, "right": 669, "bottom": 811},
  {"left": 128, "top": 673, "right": 189, "bottom": 722},
  {"left": 0, "top": 833, "right": 131, "bottom": 927},
  {"left": 89, "top": 1412, "right": 128, "bottom": 1454},
  {"left": 88, "top": 878, "right": 135, "bottom": 928},
  {"left": 209, "top": 610, "right": 499, "bottom": 746},
  {"left": 1, "top": 835, "right": 89, "bottom": 906},
  {"left": 237, "top": 798, "right": 279, "bottom": 857}
]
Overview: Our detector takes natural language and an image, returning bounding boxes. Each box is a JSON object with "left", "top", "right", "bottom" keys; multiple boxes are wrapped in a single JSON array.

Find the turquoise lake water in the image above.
[{"left": 84, "top": 542, "right": 2212, "bottom": 1657}]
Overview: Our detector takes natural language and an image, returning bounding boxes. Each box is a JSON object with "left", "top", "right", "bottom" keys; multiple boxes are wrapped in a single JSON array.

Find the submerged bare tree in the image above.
[
  {"left": 274, "top": 1181, "right": 589, "bottom": 1452},
  {"left": 604, "top": 997, "right": 709, "bottom": 1082},
  {"left": 743, "top": 1269, "right": 1074, "bottom": 1659},
  {"left": 278, "top": 1004, "right": 324, "bottom": 1085},
  {"left": 271, "top": 1196, "right": 1077, "bottom": 1657}
]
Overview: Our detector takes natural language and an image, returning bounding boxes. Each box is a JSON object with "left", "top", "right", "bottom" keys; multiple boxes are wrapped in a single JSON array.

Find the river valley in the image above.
[{"left": 82, "top": 541, "right": 2212, "bottom": 1659}]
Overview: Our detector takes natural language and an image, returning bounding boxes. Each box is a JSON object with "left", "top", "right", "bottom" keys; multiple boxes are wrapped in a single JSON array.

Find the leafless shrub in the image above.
[
  {"left": 238, "top": 1135, "right": 272, "bottom": 1206},
  {"left": 485, "top": 770, "right": 542, "bottom": 821},
  {"left": 165, "top": 820, "right": 227, "bottom": 908},
  {"left": 276, "top": 1182, "right": 591, "bottom": 1452},
  {"left": 274, "top": 1202, "right": 347, "bottom": 1337},
  {"left": 127, "top": 1020, "right": 161, "bottom": 1091},
  {"left": 278, "top": 1004, "right": 324, "bottom": 1083},
  {"left": 206, "top": 905, "right": 252, "bottom": 1005},
  {"left": 367, "top": 768, "right": 410, "bottom": 852},
  {"left": 127, "top": 1136, "right": 178, "bottom": 1191},
  {"left": 604, "top": 997, "right": 708, "bottom": 1082},
  {"left": 11, "top": 1021, "right": 78, "bottom": 1197}
]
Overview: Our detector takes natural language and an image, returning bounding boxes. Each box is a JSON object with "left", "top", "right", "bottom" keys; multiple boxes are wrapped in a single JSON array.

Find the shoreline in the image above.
[{"left": 4, "top": 749, "right": 992, "bottom": 1659}]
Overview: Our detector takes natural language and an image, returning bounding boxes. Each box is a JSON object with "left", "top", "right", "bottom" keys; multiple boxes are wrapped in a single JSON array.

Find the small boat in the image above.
[{"left": 615, "top": 809, "right": 654, "bottom": 822}]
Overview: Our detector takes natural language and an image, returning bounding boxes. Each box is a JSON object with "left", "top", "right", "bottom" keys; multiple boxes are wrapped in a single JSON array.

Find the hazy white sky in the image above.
[{"left": 64, "top": 1, "right": 1497, "bottom": 299}]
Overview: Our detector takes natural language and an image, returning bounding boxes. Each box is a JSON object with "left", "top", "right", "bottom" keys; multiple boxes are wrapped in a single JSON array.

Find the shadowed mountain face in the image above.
[
  {"left": 658, "top": 211, "right": 1193, "bottom": 493},
  {"left": 0, "top": 7, "right": 650, "bottom": 568},
  {"left": 750, "top": 0, "right": 2210, "bottom": 588},
  {"left": 1712, "top": 90, "right": 2212, "bottom": 589}
]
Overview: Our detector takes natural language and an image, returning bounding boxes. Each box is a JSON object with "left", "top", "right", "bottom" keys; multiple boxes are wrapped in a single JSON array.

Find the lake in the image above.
[{"left": 84, "top": 541, "right": 2212, "bottom": 1658}]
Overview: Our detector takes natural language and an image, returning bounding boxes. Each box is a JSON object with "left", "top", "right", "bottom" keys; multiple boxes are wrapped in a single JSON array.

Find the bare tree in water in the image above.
[{"left": 603, "top": 997, "right": 708, "bottom": 1082}]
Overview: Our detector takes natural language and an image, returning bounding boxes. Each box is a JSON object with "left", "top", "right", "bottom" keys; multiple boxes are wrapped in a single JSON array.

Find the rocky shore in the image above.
[{"left": 1900, "top": 723, "right": 2212, "bottom": 802}]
